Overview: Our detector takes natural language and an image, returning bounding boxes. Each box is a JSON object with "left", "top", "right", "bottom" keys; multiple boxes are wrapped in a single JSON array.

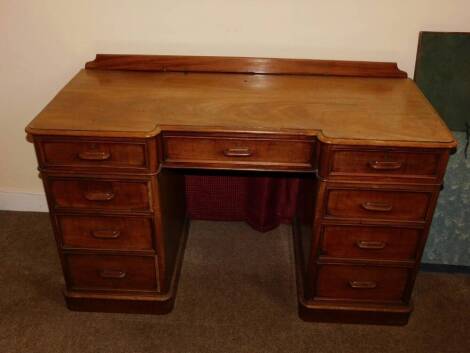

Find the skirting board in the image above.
[
  {"left": 420, "top": 263, "right": 470, "bottom": 274},
  {"left": 0, "top": 191, "right": 48, "bottom": 212}
]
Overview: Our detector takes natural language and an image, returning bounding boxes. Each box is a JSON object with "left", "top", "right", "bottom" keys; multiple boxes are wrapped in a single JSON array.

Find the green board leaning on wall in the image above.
[{"left": 414, "top": 31, "right": 470, "bottom": 267}]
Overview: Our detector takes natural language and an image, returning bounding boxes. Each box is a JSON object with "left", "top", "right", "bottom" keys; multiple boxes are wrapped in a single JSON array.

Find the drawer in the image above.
[
  {"left": 315, "top": 264, "right": 409, "bottom": 302},
  {"left": 66, "top": 254, "right": 158, "bottom": 291},
  {"left": 320, "top": 225, "right": 421, "bottom": 261},
  {"left": 163, "top": 134, "right": 314, "bottom": 170},
  {"left": 48, "top": 178, "right": 151, "bottom": 212},
  {"left": 38, "top": 139, "right": 150, "bottom": 171},
  {"left": 57, "top": 215, "right": 154, "bottom": 251},
  {"left": 325, "top": 188, "right": 433, "bottom": 222},
  {"left": 327, "top": 148, "right": 443, "bottom": 180}
]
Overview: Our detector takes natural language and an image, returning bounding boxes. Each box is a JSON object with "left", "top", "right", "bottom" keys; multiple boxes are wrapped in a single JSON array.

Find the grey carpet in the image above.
[{"left": 0, "top": 210, "right": 469, "bottom": 353}]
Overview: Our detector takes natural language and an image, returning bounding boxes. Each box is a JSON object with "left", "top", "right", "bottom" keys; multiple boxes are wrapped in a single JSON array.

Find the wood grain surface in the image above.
[{"left": 26, "top": 56, "right": 456, "bottom": 148}]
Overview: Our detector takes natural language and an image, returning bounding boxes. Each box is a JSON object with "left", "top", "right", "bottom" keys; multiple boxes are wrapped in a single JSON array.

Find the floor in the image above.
[{"left": 1, "top": 210, "right": 469, "bottom": 353}]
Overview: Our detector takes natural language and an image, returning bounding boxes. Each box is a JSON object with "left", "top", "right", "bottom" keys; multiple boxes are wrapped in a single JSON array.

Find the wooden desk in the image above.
[{"left": 26, "top": 55, "right": 456, "bottom": 325}]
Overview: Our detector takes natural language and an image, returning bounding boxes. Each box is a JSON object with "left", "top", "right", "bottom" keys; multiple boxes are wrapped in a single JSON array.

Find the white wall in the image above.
[{"left": 1, "top": 0, "right": 469, "bottom": 210}]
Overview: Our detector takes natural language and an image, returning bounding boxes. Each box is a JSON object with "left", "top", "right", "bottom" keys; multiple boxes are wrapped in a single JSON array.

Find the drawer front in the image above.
[
  {"left": 315, "top": 265, "right": 409, "bottom": 302},
  {"left": 66, "top": 254, "right": 158, "bottom": 291},
  {"left": 48, "top": 178, "right": 151, "bottom": 212},
  {"left": 328, "top": 149, "right": 442, "bottom": 180},
  {"left": 320, "top": 225, "right": 421, "bottom": 261},
  {"left": 163, "top": 135, "right": 314, "bottom": 170},
  {"left": 57, "top": 215, "right": 154, "bottom": 251},
  {"left": 325, "top": 188, "right": 432, "bottom": 222},
  {"left": 39, "top": 140, "right": 148, "bottom": 170}
]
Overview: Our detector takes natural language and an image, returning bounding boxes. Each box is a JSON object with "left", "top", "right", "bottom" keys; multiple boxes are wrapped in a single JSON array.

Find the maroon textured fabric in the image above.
[{"left": 185, "top": 175, "right": 300, "bottom": 232}]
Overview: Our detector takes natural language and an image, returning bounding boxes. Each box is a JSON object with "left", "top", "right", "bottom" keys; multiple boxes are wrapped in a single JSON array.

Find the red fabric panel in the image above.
[
  {"left": 185, "top": 175, "right": 300, "bottom": 232},
  {"left": 185, "top": 175, "right": 248, "bottom": 222}
]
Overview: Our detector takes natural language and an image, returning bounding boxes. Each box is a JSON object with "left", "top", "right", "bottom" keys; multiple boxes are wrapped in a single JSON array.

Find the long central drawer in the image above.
[{"left": 162, "top": 133, "right": 315, "bottom": 170}]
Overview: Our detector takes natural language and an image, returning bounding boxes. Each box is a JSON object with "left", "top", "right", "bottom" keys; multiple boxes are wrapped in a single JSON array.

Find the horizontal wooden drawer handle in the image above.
[
  {"left": 84, "top": 191, "right": 115, "bottom": 201},
  {"left": 361, "top": 201, "right": 393, "bottom": 212},
  {"left": 356, "top": 240, "right": 387, "bottom": 249},
  {"left": 368, "top": 160, "right": 402, "bottom": 170},
  {"left": 349, "top": 281, "right": 377, "bottom": 289},
  {"left": 99, "top": 269, "right": 126, "bottom": 279},
  {"left": 223, "top": 148, "right": 253, "bottom": 157},
  {"left": 91, "top": 229, "right": 121, "bottom": 239},
  {"left": 77, "top": 151, "right": 111, "bottom": 161}
]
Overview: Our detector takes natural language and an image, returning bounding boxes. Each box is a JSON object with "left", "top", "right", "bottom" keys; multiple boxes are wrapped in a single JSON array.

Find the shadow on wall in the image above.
[{"left": 424, "top": 131, "right": 470, "bottom": 266}]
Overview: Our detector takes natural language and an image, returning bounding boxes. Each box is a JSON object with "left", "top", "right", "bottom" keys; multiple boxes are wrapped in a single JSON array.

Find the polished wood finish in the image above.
[
  {"left": 328, "top": 148, "right": 443, "bottom": 180},
  {"left": 64, "top": 213, "right": 189, "bottom": 314},
  {"left": 293, "top": 221, "right": 412, "bottom": 325},
  {"left": 26, "top": 54, "right": 456, "bottom": 324},
  {"left": 64, "top": 290, "right": 177, "bottom": 315},
  {"left": 34, "top": 136, "right": 158, "bottom": 173},
  {"left": 47, "top": 177, "right": 151, "bottom": 212},
  {"left": 85, "top": 54, "right": 408, "bottom": 78},
  {"left": 26, "top": 60, "right": 456, "bottom": 149},
  {"left": 325, "top": 187, "right": 433, "bottom": 222},
  {"left": 320, "top": 225, "right": 421, "bottom": 261},
  {"left": 315, "top": 264, "right": 410, "bottom": 302},
  {"left": 57, "top": 215, "right": 154, "bottom": 251},
  {"left": 65, "top": 254, "right": 158, "bottom": 291},
  {"left": 298, "top": 304, "right": 411, "bottom": 326},
  {"left": 163, "top": 132, "right": 315, "bottom": 171},
  {"left": 42, "top": 141, "right": 145, "bottom": 168},
  {"left": 153, "top": 169, "right": 188, "bottom": 292}
]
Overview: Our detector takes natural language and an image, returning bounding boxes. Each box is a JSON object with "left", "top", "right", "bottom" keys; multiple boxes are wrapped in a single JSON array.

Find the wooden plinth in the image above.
[{"left": 297, "top": 299, "right": 412, "bottom": 326}]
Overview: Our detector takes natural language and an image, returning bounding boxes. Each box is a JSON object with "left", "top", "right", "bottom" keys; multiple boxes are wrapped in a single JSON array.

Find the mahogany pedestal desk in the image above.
[{"left": 26, "top": 55, "right": 457, "bottom": 325}]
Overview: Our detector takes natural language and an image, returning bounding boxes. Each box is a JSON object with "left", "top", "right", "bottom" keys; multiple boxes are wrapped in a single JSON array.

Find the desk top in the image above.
[{"left": 26, "top": 55, "right": 456, "bottom": 149}]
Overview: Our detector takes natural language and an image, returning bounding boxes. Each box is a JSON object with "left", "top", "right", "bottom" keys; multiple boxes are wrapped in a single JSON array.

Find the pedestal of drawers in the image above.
[
  {"left": 294, "top": 145, "right": 450, "bottom": 325},
  {"left": 35, "top": 136, "right": 188, "bottom": 314}
]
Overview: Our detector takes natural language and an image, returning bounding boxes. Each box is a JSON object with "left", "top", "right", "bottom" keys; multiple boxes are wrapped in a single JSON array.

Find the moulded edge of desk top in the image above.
[{"left": 25, "top": 124, "right": 458, "bottom": 150}]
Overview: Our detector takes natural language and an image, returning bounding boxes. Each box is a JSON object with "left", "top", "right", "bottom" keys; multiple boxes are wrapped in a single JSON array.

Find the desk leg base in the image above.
[
  {"left": 297, "top": 300, "right": 412, "bottom": 325},
  {"left": 64, "top": 292, "right": 176, "bottom": 315}
]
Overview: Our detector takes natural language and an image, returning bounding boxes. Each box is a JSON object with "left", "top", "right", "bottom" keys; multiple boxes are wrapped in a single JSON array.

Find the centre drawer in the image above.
[
  {"left": 65, "top": 254, "right": 158, "bottom": 292},
  {"left": 162, "top": 134, "right": 315, "bottom": 170},
  {"left": 325, "top": 187, "right": 433, "bottom": 222},
  {"left": 47, "top": 177, "right": 152, "bottom": 212},
  {"left": 315, "top": 264, "right": 409, "bottom": 302},
  {"left": 57, "top": 215, "right": 154, "bottom": 251}
]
